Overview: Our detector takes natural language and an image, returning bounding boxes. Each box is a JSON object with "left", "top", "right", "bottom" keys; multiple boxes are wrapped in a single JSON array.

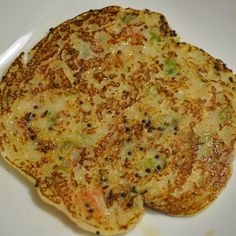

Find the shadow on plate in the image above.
[{"left": 0, "top": 155, "right": 95, "bottom": 236}]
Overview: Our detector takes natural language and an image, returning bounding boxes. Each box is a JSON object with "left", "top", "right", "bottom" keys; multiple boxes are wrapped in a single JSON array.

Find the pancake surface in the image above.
[{"left": 0, "top": 5, "right": 235, "bottom": 235}]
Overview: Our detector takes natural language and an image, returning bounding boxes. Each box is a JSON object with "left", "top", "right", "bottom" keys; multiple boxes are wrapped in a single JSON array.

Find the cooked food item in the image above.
[{"left": 0, "top": 5, "right": 235, "bottom": 235}]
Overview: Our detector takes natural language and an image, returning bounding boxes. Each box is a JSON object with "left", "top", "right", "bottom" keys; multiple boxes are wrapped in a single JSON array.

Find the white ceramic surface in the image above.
[{"left": 0, "top": 1, "right": 236, "bottom": 236}]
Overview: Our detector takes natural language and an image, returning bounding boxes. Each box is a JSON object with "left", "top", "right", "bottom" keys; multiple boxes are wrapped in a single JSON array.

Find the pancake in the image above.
[{"left": 0, "top": 5, "right": 235, "bottom": 235}]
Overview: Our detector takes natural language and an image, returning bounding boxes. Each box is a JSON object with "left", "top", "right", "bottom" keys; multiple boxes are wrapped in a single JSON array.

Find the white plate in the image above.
[{"left": 0, "top": 1, "right": 236, "bottom": 236}]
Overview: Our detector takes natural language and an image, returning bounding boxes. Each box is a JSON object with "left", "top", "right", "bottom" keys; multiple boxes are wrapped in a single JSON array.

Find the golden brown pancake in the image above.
[{"left": 0, "top": 5, "right": 235, "bottom": 235}]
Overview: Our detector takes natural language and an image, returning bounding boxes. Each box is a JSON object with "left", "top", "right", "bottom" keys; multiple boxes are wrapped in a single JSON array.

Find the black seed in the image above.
[
  {"left": 25, "top": 112, "right": 32, "bottom": 122},
  {"left": 32, "top": 113, "right": 36, "bottom": 118},
  {"left": 142, "top": 119, "right": 146, "bottom": 123},
  {"left": 145, "top": 120, "right": 151, "bottom": 127},
  {"left": 155, "top": 154, "right": 160, "bottom": 159},
  {"left": 30, "top": 134, "right": 37, "bottom": 140},
  {"left": 172, "top": 30, "right": 177, "bottom": 37},
  {"left": 156, "top": 165, "right": 162, "bottom": 170},
  {"left": 49, "top": 27, "right": 54, "bottom": 32},
  {"left": 96, "top": 231, "right": 100, "bottom": 235},
  {"left": 127, "top": 137, "right": 132, "bottom": 142},
  {"left": 120, "top": 192, "right": 127, "bottom": 197},
  {"left": 127, "top": 151, "right": 132, "bottom": 155},
  {"left": 135, "top": 173, "right": 140, "bottom": 178},
  {"left": 139, "top": 147, "right": 144, "bottom": 151},
  {"left": 174, "top": 126, "right": 178, "bottom": 131},
  {"left": 58, "top": 156, "right": 63, "bottom": 160},
  {"left": 144, "top": 25, "right": 148, "bottom": 29},
  {"left": 145, "top": 168, "right": 151, "bottom": 173},
  {"left": 148, "top": 127, "right": 153, "bottom": 133},
  {"left": 33, "top": 105, "right": 38, "bottom": 109},
  {"left": 144, "top": 112, "right": 148, "bottom": 116},
  {"left": 85, "top": 203, "right": 90, "bottom": 208},
  {"left": 125, "top": 127, "right": 130, "bottom": 132},
  {"left": 80, "top": 101, "right": 83, "bottom": 105},
  {"left": 87, "top": 123, "right": 92, "bottom": 128}
]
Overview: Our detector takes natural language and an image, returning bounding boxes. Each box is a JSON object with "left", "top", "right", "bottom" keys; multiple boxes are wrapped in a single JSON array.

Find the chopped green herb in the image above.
[
  {"left": 138, "top": 155, "right": 156, "bottom": 172},
  {"left": 120, "top": 14, "right": 136, "bottom": 23},
  {"left": 218, "top": 107, "right": 232, "bottom": 121},
  {"left": 61, "top": 139, "right": 73, "bottom": 149},
  {"left": 47, "top": 111, "right": 56, "bottom": 126},
  {"left": 149, "top": 32, "right": 161, "bottom": 42},
  {"left": 164, "top": 58, "right": 177, "bottom": 76}
]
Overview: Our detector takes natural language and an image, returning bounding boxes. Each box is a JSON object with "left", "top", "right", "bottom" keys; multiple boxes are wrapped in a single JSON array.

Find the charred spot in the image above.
[
  {"left": 24, "top": 112, "right": 32, "bottom": 122},
  {"left": 228, "top": 77, "right": 234, "bottom": 83},
  {"left": 171, "top": 30, "right": 177, "bottom": 37},
  {"left": 131, "top": 186, "right": 137, "bottom": 193},
  {"left": 37, "top": 140, "right": 56, "bottom": 153},
  {"left": 120, "top": 191, "right": 127, "bottom": 198},
  {"left": 135, "top": 173, "right": 140, "bottom": 178},
  {"left": 41, "top": 110, "right": 48, "bottom": 118},
  {"left": 35, "top": 179, "right": 40, "bottom": 187},
  {"left": 125, "top": 127, "right": 130, "bottom": 133},
  {"left": 127, "top": 137, "right": 132, "bottom": 142},
  {"left": 142, "top": 189, "right": 148, "bottom": 194},
  {"left": 127, "top": 197, "right": 134, "bottom": 208},
  {"left": 30, "top": 133, "right": 37, "bottom": 141},
  {"left": 88, "top": 208, "right": 94, "bottom": 213},
  {"left": 106, "top": 190, "right": 115, "bottom": 208}
]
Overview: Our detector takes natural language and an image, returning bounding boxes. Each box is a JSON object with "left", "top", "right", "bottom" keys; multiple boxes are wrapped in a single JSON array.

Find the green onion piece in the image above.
[
  {"left": 120, "top": 14, "right": 136, "bottom": 23},
  {"left": 164, "top": 58, "right": 177, "bottom": 76},
  {"left": 149, "top": 32, "right": 161, "bottom": 42}
]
